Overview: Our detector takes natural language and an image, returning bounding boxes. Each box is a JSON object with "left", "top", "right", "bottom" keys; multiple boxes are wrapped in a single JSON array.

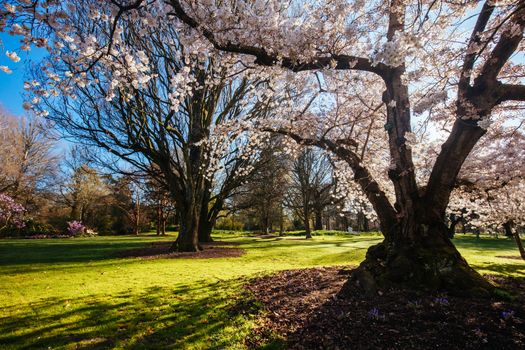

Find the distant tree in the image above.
[
  {"left": 59, "top": 150, "right": 110, "bottom": 229},
  {"left": 144, "top": 175, "right": 173, "bottom": 236},
  {"left": 22, "top": 6, "right": 269, "bottom": 251},
  {"left": 0, "top": 110, "right": 58, "bottom": 207},
  {"left": 236, "top": 138, "right": 290, "bottom": 234},
  {"left": 286, "top": 148, "right": 333, "bottom": 238},
  {"left": 110, "top": 175, "right": 148, "bottom": 235}
]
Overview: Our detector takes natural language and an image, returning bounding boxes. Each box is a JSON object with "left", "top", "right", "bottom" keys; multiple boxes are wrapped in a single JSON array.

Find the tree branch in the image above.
[
  {"left": 265, "top": 128, "right": 397, "bottom": 236},
  {"left": 501, "top": 83, "right": 525, "bottom": 102},
  {"left": 168, "top": 0, "right": 387, "bottom": 76}
]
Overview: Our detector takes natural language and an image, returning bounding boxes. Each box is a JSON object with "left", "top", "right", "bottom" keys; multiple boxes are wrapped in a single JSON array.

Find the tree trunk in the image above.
[
  {"left": 504, "top": 222, "right": 525, "bottom": 260},
  {"left": 363, "top": 215, "right": 370, "bottom": 232},
  {"left": 349, "top": 219, "right": 493, "bottom": 297},
  {"left": 279, "top": 203, "right": 285, "bottom": 236},
  {"left": 504, "top": 223, "right": 513, "bottom": 238},
  {"left": 261, "top": 207, "right": 270, "bottom": 234},
  {"left": 134, "top": 193, "right": 141, "bottom": 235},
  {"left": 314, "top": 208, "right": 323, "bottom": 231},
  {"left": 305, "top": 219, "right": 312, "bottom": 239},
  {"left": 304, "top": 205, "right": 312, "bottom": 239},
  {"left": 198, "top": 189, "right": 214, "bottom": 243},
  {"left": 513, "top": 232, "right": 525, "bottom": 261},
  {"left": 171, "top": 204, "right": 201, "bottom": 252},
  {"left": 156, "top": 204, "right": 161, "bottom": 236},
  {"left": 198, "top": 217, "right": 214, "bottom": 243},
  {"left": 447, "top": 214, "right": 460, "bottom": 239},
  {"left": 161, "top": 216, "right": 166, "bottom": 235}
]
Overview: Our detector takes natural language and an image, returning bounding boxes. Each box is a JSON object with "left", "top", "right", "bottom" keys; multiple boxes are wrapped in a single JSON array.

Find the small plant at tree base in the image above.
[
  {"left": 501, "top": 310, "right": 515, "bottom": 320},
  {"left": 66, "top": 221, "right": 86, "bottom": 236},
  {"left": 433, "top": 297, "right": 450, "bottom": 306},
  {"left": 368, "top": 307, "right": 381, "bottom": 320}
]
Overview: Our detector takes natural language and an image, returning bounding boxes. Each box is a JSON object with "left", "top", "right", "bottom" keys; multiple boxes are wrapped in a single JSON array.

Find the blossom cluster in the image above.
[
  {"left": 66, "top": 220, "right": 86, "bottom": 236},
  {"left": 0, "top": 193, "right": 25, "bottom": 229}
]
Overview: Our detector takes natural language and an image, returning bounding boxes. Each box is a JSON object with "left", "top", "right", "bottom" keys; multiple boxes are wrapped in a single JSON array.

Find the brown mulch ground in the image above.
[
  {"left": 244, "top": 267, "right": 525, "bottom": 350},
  {"left": 119, "top": 241, "right": 245, "bottom": 259}
]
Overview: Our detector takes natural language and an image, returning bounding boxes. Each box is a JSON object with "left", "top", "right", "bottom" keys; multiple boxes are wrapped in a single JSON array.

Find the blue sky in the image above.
[{"left": 0, "top": 33, "right": 46, "bottom": 116}]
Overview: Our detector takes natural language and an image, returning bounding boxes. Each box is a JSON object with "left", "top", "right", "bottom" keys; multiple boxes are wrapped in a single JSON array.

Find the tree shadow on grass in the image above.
[
  {"left": 0, "top": 239, "right": 174, "bottom": 267},
  {"left": 472, "top": 261, "right": 525, "bottom": 276},
  {"left": 0, "top": 279, "right": 259, "bottom": 350}
]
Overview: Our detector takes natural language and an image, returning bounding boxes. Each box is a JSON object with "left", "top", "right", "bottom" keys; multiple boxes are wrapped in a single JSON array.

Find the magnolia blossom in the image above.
[{"left": 0, "top": 193, "right": 25, "bottom": 229}]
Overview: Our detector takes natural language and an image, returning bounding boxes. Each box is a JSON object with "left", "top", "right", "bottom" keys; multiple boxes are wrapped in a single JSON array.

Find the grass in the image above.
[{"left": 0, "top": 232, "right": 523, "bottom": 349}]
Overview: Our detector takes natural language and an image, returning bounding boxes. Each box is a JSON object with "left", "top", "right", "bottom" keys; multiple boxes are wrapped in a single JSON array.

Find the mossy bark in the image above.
[{"left": 349, "top": 223, "right": 494, "bottom": 297}]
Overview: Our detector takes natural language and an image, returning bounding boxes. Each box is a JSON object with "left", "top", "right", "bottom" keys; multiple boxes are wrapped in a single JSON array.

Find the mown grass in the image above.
[{"left": 0, "top": 232, "right": 523, "bottom": 349}]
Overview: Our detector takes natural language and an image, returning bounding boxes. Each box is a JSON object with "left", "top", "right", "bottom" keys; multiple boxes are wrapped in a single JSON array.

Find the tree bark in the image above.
[
  {"left": 349, "top": 220, "right": 493, "bottom": 297},
  {"left": 171, "top": 205, "right": 201, "bottom": 252},
  {"left": 314, "top": 208, "right": 323, "bottom": 231},
  {"left": 161, "top": 215, "right": 166, "bottom": 235},
  {"left": 156, "top": 204, "right": 162, "bottom": 236},
  {"left": 504, "top": 222, "right": 513, "bottom": 238},
  {"left": 303, "top": 201, "right": 312, "bottom": 239},
  {"left": 304, "top": 214, "right": 312, "bottom": 239},
  {"left": 448, "top": 214, "right": 460, "bottom": 239},
  {"left": 279, "top": 202, "right": 285, "bottom": 236},
  {"left": 198, "top": 216, "right": 214, "bottom": 243},
  {"left": 513, "top": 232, "right": 525, "bottom": 261},
  {"left": 504, "top": 222, "right": 525, "bottom": 260}
]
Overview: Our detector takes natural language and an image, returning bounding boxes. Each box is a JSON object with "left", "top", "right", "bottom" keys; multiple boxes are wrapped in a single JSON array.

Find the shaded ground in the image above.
[
  {"left": 119, "top": 241, "right": 245, "bottom": 259},
  {"left": 245, "top": 267, "right": 525, "bottom": 350}
]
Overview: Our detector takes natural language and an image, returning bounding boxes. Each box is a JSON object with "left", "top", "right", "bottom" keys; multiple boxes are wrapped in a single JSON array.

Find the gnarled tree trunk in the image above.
[{"left": 351, "top": 220, "right": 493, "bottom": 297}]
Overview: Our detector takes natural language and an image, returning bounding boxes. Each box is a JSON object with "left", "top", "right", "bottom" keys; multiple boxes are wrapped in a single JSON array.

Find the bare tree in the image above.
[
  {"left": 236, "top": 138, "right": 290, "bottom": 234},
  {"left": 0, "top": 110, "right": 58, "bottom": 206},
  {"left": 286, "top": 148, "right": 332, "bottom": 238}
]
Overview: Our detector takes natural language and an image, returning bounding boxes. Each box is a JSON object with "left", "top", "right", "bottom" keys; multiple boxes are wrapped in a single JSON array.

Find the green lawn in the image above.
[{"left": 0, "top": 232, "right": 523, "bottom": 349}]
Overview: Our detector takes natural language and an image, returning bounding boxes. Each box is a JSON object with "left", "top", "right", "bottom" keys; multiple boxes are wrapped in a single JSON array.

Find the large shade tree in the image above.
[
  {"left": 2, "top": 0, "right": 524, "bottom": 294},
  {"left": 1, "top": 0, "right": 271, "bottom": 251},
  {"left": 162, "top": 0, "right": 525, "bottom": 295}
]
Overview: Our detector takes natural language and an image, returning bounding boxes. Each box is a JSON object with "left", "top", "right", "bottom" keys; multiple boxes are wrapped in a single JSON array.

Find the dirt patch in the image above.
[
  {"left": 119, "top": 241, "right": 245, "bottom": 260},
  {"left": 244, "top": 267, "right": 525, "bottom": 350}
]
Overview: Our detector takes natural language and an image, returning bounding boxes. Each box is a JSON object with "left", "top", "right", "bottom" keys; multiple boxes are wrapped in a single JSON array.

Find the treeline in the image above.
[{"left": 0, "top": 109, "right": 379, "bottom": 238}]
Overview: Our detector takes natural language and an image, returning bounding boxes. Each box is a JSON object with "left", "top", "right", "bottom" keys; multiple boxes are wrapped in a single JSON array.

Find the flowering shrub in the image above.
[
  {"left": 66, "top": 221, "right": 86, "bottom": 236},
  {"left": 368, "top": 307, "right": 381, "bottom": 320},
  {"left": 433, "top": 297, "right": 449, "bottom": 306},
  {"left": 0, "top": 193, "right": 25, "bottom": 230},
  {"left": 85, "top": 228, "right": 98, "bottom": 237},
  {"left": 501, "top": 310, "right": 515, "bottom": 320}
]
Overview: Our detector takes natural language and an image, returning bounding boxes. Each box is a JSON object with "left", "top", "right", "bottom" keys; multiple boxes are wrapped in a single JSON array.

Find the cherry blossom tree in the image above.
[
  {"left": 450, "top": 129, "right": 525, "bottom": 259},
  {"left": 161, "top": 0, "right": 525, "bottom": 295},
  {"left": 2, "top": 0, "right": 525, "bottom": 294}
]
